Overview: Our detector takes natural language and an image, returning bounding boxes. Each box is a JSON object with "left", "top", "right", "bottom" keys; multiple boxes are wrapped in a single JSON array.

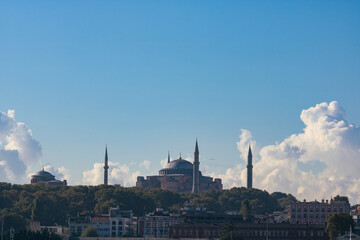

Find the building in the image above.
[
  {"left": 30, "top": 168, "right": 67, "bottom": 186},
  {"left": 28, "top": 221, "right": 65, "bottom": 235},
  {"left": 337, "top": 230, "right": 360, "bottom": 240},
  {"left": 136, "top": 140, "right": 222, "bottom": 193},
  {"left": 68, "top": 207, "right": 134, "bottom": 237},
  {"left": 91, "top": 215, "right": 110, "bottom": 237},
  {"left": 109, "top": 207, "right": 134, "bottom": 237},
  {"left": 137, "top": 208, "right": 184, "bottom": 238},
  {"left": 170, "top": 222, "right": 329, "bottom": 239},
  {"left": 290, "top": 196, "right": 351, "bottom": 225},
  {"left": 68, "top": 212, "right": 92, "bottom": 236}
]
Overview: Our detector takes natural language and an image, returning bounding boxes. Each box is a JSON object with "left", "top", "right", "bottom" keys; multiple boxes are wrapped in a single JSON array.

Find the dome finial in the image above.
[
  {"left": 168, "top": 151, "right": 170, "bottom": 163},
  {"left": 179, "top": 152, "right": 182, "bottom": 159}
]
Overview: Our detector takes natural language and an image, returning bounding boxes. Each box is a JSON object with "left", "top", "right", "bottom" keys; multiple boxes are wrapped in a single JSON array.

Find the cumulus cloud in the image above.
[
  {"left": 160, "top": 157, "right": 168, "bottom": 168},
  {"left": 221, "top": 101, "right": 360, "bottom": 204},
  {"left": 140, "top": 160, "right": 151, "bottom": 170},
  {"left": 44, "top": 164, "right": 70, "bottom": 181},
  {"left": 0, "top": 110, "right": 42, "bottom": 183},
  {"left": 83, "top": 161, "right": 140, "bottom": 187}
]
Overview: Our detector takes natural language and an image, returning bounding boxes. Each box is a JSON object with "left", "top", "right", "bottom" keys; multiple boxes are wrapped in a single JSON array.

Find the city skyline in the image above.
[{"left": 0, "top": 1, "right": 359, "bottom": 204}]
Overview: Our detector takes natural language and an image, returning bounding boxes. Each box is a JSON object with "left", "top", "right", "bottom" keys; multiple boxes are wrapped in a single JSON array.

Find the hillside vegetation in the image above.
[{"left": 0, "top": 182, "right": 296, "bottom": 230}]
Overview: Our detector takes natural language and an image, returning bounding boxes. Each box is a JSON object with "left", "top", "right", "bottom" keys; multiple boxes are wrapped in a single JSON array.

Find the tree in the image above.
[
  {"left": 81, "top": 226, "right": 98, "bottom": 237},
  {"left": 220, "top": 223, "right": 243, "bottom": 240},
  {"left": 14, "top": 229, "right": 62, "bottom": 240},
  {"left": 240, "top": 200, "right": 251, "bottom": 222},
  {"left": 325, "top": 213, "right": 354, "bottom": 240}
]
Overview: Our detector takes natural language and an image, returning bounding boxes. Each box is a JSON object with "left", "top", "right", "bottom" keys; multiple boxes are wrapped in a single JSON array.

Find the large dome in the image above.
[
  {"left": 32, "top": 170, "right": 54, "bottom": 177},
  {"left": 164, "top": 158, "right": 193, "bottom": 170},
  {"left": 159, "top": 158, "right": 201, "bottom": 176},
  {"left": 31, "top": 169, "right": 56, "bottom": 184}
]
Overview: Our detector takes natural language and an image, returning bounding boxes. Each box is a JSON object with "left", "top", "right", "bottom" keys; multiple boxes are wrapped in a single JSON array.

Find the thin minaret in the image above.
[
  {"left": 104, "top": 145, "right": 109, "bottom": 185},
  {"left": 192, "top": 139, "right": 200, "bottom": 194},
  {"left": 167, "top": 151, "right": 170, "bottom": 164},
  {"left": 247, "top": 144, "right": 253, "bottom": 189}
]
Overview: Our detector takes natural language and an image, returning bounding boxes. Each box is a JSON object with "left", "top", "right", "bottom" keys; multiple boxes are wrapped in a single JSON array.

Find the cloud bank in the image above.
[
  {"left": 0, "top": 109, "right": 70, "bottom": 183},
  {"left": 83, "top": 161, "right": 140, "bottom": 186},
  {"left": 219, "top": 101, "right": 360, "bottom": 204},
  {"left": 44, "top": 164, "right": 70, "bottom": 181},
  {"left": 0, "top": 110, "right": 42, "bottom": 183}
]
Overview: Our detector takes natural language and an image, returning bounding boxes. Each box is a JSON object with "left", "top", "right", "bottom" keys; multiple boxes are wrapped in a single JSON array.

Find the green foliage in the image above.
[
  {"left": 325, "top": 212, "right": 354, "bottom": 240},
  {"left": 13, "top": 229, "right": 62, "bottom": 240},
  {"left": 220, "top": 222, "right": 243, "bottom": 240},
  {"left": 240, "top": 200, "right": 251, "bottom": 222},
  {"left": 271, "top": 192, "right": 297, "bottom": 209},
  {"left": 81, "top": 225, "right": 98, "bottom": 237},
  {"left": 0, "top": 183, "right": 295, "bottom": 232}
]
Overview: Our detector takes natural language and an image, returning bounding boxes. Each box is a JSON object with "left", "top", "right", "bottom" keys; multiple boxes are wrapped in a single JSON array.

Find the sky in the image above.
[{"left": 0, "top": 1, "right": 359, "bottom": 203}]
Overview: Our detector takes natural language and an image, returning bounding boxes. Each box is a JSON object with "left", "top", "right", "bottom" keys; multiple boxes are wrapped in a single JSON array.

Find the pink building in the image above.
[{"left": 290, "top": 196, "right": 350, "bottom": 224}]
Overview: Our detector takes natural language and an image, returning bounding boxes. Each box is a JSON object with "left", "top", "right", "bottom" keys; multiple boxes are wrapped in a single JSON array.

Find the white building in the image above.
[
  {"left": 68, "top": 207, "right": 134, "bottom": 237},
  {"left": 137, "top": 208, "right": 184, "bottom": 238},
  {"left": 109, "top": 207, "right": 134, "bottom": 237},
  {"left": 337, "top": 231, "right": 360, "bottom": 240}
]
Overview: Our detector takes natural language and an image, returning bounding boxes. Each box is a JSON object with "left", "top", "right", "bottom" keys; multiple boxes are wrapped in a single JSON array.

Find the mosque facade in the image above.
[
  {"left": 30, "top": 168, "right": 67, "bottom": 186},
  {"left": 135, "top": 140, "right": 222, "bottom": 193}
]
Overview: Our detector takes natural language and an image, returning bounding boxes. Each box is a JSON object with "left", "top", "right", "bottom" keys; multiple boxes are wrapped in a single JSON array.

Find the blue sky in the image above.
[{"left": 0, "top": 1, "right": 359, "bottom": 196}]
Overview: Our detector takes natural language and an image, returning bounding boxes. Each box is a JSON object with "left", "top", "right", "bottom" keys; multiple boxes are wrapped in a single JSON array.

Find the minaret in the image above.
[
  {"left": 192, "top": 139, "right": 200, "bottom": 194},
  {"left": 104, "top": 145, "right": 109, "bottom": 185},
  {"left": 247, "top": 144, "right": 253, "bottom": 189},
  {"left": 167, "top": 151, "right": 170, "bottom": 164}
]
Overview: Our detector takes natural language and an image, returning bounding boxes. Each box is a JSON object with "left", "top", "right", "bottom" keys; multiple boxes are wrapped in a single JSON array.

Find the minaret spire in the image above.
[
  {"left": 192, "top": 139, "right": 200, "bottom": 194},
  {"left": 104, "top": 145, "right": 109, "bottom": 185},
  {"left": 168, "top": 151, "right": 170, "bottom": 164},
  {"left": 247, "top": 144, "right": 253, "bottom": 189}
]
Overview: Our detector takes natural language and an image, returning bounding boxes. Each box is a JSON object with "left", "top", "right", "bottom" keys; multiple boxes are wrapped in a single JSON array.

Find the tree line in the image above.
[{"left": 0, "top": 182, "right": 296, "bottom": 232}]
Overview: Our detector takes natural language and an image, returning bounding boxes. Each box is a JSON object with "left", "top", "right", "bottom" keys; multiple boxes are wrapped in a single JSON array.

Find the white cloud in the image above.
[
  {"left": 82, "top": 161, "right": 140, "bottom": 187},
  {"left": 140, "top": 160, "right": 151, "bottom": 170},
  {"left": 44, "top": 164, "right": 70, "bottom": 181},
  {"left": 160, "top": 157, "right": 168, "bottom": 168},
  {"left": 221, "top": 101, "right": 360, "bottom": 204},
  {"left": 0, "top": 110, "right": 42, "bottom": 183}
]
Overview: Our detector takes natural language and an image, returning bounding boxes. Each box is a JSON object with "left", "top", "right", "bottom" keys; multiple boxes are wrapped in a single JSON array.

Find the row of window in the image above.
[
  {"left": 173, "top": 229, "right": 325, "bottom": 238},
  {"left": 96, "top": 228, "right": 109, "bottom": 232},
  {"left": 111, "top": 220, "right": 123, "bottom": 225},
  {"left": 291, "top": 208, "right": 343, "bottom": 213},
  {"left": 292, "top": 214, "right": 329, "bottom": 218}
]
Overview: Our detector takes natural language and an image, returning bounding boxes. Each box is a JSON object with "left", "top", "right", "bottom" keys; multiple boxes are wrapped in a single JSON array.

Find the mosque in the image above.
[
  {"left": 134, "top": 140, "right": 223, "bottom": 193},
  {"left": 102, "top": 139, "right": 254, "bottom": 193},
  {"left": 30, "top": 168, "right": 67, "bottom": 186}
]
